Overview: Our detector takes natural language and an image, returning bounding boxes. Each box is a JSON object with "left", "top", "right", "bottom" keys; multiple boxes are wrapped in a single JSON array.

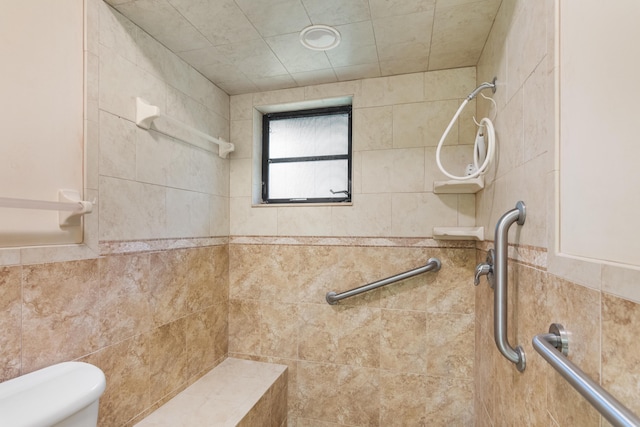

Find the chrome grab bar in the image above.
[
  {"left": 533, "top": 324, "right": 640, "bottom": 427},
  {"left": 325, "top": 257, "right": 441, "bottom": 305},
  {"left": 494, "top": 201, "right": 526, "bottom": 371}
]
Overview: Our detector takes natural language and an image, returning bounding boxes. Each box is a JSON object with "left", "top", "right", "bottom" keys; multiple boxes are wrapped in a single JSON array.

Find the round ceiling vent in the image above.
[{"left": 299, "top": 25, "right": 341, "bottom": 51}]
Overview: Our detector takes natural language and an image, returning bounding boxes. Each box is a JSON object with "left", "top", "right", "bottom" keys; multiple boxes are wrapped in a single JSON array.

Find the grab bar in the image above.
[
  {"left": 494, "top": 201, "right": 526, "bottom": 371},
  {"left": 533, "top": 324, "right": 640, "bottom": 427},
  {"left": 325, "top": 258, "right": 441, "bottom": 305}
]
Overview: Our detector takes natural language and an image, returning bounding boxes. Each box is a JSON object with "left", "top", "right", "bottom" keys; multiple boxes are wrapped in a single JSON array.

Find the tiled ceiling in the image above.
[{"left": 104, "top": 0, "right": 502, "bottom": 95}]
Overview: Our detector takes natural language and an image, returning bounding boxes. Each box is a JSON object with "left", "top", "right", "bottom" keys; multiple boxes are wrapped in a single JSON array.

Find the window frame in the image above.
[{"left": 261, "top": 105, "right": 352, "bottom": 204}]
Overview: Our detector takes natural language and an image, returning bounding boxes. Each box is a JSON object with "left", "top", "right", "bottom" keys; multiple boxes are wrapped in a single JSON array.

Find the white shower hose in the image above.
[{"left": 435, "top": 98, "right": 495, "bottom": 180}]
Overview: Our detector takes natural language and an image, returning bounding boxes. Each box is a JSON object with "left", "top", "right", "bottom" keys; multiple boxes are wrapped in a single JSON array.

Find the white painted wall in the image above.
[
  {"left": 0, "top": 0, "right": 84, "bottom": 246},
  {"left": 559, "top": 0, "right": 640, "bottom": 267}
]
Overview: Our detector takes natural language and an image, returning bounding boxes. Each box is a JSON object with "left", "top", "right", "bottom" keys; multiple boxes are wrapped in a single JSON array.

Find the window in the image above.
[{"left": 262, "top": 106, "right": 352, "bottom": 204}]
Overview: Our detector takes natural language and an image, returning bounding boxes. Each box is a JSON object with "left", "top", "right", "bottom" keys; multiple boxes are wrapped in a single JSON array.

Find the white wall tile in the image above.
[
  {"left": 99, "top": 112, "right": 136, "bottom": 180},
  {"left": 210, "top": 195, "right": 230, "bottom": 237},
  {"left": 393, "top": 100, "right": 459, "bottom": 148},
  {"left": 358, "top": 73, "right": 425, "bottom": 108},
  {"left": 331, "top": 193, "right": 392, "bottom": 236},
  {"left": 391, "top": 193, "right": 458, "bottom": 236},
  {"left": 277, "top": 206, "right": 333, "bottom": 236},
  {"left": 424, "top": 67, "right": 476, "bottom": 101},
  {"left": 166, "top": 188, "right": 210, "bottom": 238},
  {"left": 352, "top": 106, "right": 393, "bottom": 151},
  {"left": 99, "top": 176, "right": 166, "bottom": 241},
  {"left": 361, "top": 148, "right": 425, "bottom": 193},
  {"left": 230, "top": 159, "right": 253, "bottom": 197},
  {"left": 229, "top": 197, "right": 278, "bottom": 236}
]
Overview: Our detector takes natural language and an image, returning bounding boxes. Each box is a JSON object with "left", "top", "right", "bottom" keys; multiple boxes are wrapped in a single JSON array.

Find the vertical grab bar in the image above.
[{"left": 494, "top": 201, "right": 527, "bottom": 371}]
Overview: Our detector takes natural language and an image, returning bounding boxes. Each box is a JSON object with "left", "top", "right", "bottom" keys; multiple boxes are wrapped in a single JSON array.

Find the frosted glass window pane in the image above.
[
  {"left": 269, "top": 113, "right": 349, "bottom": 158},
  {"left": 269, "top": 160, "right": 348, "bottom": 199}
]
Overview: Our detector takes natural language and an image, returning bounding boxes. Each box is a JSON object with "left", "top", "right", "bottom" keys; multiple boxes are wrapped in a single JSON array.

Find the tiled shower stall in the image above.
[{"left": 1, "top": 1, "right": 640, "bottom": 426}]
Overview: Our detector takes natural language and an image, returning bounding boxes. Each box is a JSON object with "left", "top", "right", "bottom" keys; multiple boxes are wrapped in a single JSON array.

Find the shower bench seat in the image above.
[{"left": 134, "top": 358, "right": 288, "bottom": 426}]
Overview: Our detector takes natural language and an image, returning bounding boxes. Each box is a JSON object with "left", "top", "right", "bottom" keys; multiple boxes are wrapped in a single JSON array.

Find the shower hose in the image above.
[{"left": 435, "top": 98, "right": 495, "bottom": 180}]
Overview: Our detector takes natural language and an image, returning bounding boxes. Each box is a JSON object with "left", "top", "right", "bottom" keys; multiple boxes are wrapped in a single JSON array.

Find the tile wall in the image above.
[
  {"left": 474, "top": 1, "right": 640, "bottom": 425},
  {"left": 228, "top": 239, "right": 476, "bottom": 426},
  {"left": 228, "top": 67, "right": 486, "bottom": 425},
  {"left": 229, "top": 67, "right": 480, "bottom": 237}
]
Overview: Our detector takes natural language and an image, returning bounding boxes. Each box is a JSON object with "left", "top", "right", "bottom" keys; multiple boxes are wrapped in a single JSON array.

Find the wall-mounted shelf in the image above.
[
  {"left": 433, "top": 226, "right": 484, "bottom": 241},
  {"left": 433, "top": 177, "right": 484, "bottom": 194}
]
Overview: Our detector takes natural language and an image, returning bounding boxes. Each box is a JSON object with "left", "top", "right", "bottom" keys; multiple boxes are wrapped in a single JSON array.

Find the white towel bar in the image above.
[
  {"left": 135, "top": 97, "right": 235, "bottom": 159},
  {"left": 0, "top": 190, "right": 93, "bottom": 227}
]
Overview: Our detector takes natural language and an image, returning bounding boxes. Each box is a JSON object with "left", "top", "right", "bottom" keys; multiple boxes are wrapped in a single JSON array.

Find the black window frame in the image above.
[{"left": 261, "top": 105, "right": 352, "bottom": 204}]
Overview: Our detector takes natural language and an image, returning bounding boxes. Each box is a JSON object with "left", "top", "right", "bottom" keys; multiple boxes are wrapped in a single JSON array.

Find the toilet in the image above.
[{"left": 0, "top": 361, "right": 106, "bottom": 427}]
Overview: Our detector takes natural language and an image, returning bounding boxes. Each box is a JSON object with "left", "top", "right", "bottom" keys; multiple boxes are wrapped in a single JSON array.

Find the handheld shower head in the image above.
[{"left": 466, "top": 77, "right": 497, "bottom": 101}]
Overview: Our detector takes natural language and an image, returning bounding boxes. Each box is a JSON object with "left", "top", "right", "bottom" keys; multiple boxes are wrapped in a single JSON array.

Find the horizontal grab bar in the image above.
[
  {"left": 325, "top": 257, "right": 441, "bottom": 305},
  {"left": 533, "top": 324, "right": 640, "bottom": 427}
]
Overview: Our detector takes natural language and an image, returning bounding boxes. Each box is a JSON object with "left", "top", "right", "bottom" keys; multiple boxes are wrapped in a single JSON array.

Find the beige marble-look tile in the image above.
[
  {"left": 149, "top": 318, "right": 188, "bottom": 404},
  {"left": 269, "top": 368, "right": 288, "bottom": 427},
  {"left": 512, "top": 263, "right": 550, "bottom": 426},
  {"left": 228, "top": 299, "right": 261, "bottom": 356},
  {"left": 425, "top": 376, "right": 474, "bottom": 425},
  {"left": 381, "top": 309, "right": 427, "bottom": 374},
  {"left": 0, "top": 266, "right": 21, "bottom": 381},
  {"left": 427, "top": 248, "right": 475, "bottom": 314},
  {"left": 184, "top": 247, "right": 216, "bottom": 314},
  {"left": 259, "top": 302, "right": 299, "bottom": 360},
  {"left": 545, "top": 276, "right": 601, "bottom": 426},
  {"left": 148, "top": 249, "right": 189, "bottom": 326},
  {"left": 379, "top": 266, "right": 434, "bottom": 312},
  {"left": 298, "top": 303, "right": 340, "bottom": 364},
  {"left": 186, "top": 308, "right": 217, "bottom": 380},
  {"left": 84, "top": 334, "right": 149, "bottom": 427},
  {"left": 426, "top": 312, "right": 474, "bottom": 378},
  {"left": 296, "top": 361, "right": 340, "bottom": 423},
  {"left": 99, "top": 253, "right": 151, "bottom": 347},
  {"left": 336, "top": 305, "right": 381, "bottom": 368},
  {"left": 229, "top": 244, "right": 304, "bottom": 303},
  {"left": 379, "top": 371, "right": 428, "bottom": 426},
  {"left": 335, "top": 364, "right": 380, "bottom": 426},
  {"left": 601, "top": 293, "right": 640, "bottom": 419},
  {"left": 22, "top": 259, "right": 100, "bottom": 372}
]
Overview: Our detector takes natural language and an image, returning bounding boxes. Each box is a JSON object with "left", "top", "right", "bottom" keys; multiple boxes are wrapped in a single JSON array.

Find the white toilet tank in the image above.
[{"left": 0, "top": 361, "right": 106, "bottom": 427}]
